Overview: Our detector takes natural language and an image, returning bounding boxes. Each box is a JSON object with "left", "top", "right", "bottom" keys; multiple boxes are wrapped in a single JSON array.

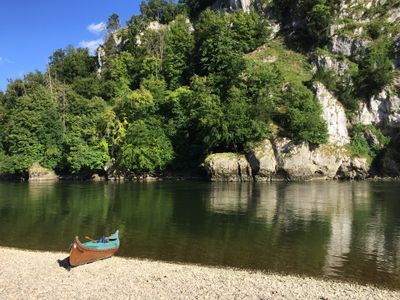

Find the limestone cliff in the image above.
[{"left": 212, "top": 0, "right": 251, "bottom": 12}]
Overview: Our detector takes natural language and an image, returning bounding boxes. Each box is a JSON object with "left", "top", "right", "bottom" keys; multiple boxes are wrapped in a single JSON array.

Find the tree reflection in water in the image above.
[{"left": 0, "top": 181, "right": 399, "bottom": 288}]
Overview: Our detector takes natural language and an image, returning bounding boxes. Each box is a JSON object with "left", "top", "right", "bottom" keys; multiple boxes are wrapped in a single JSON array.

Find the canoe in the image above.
[{"left": 69, "top": 230, "right": 120, "bottom": 267}]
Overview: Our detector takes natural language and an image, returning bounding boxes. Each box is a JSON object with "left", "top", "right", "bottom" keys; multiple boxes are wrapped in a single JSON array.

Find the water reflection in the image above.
[
  {"left": 0, "top": 181, "right": 399, "bottom": 288},
  {"left": 205, "top": 182, "right": 400, "bottom": 287}
]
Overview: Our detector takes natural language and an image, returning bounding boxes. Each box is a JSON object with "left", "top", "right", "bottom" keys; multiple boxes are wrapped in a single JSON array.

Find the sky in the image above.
[{"left": 0, "top": 0, "right": 141, "bottom": 91}]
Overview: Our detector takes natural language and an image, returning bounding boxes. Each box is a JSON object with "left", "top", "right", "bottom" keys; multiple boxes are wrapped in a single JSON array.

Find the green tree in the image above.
[
  {"left": 115, "top": 87, "right": 155, "bottom": 121},
  {"left": 107, "top": 13, "right": 120, "bottom": 33},
  {"left": 49, "top": 46, "right": 96, "bottom": 84},
  {"left": 278, "top": 83, "right": 328, "bottom": 145},
  {"left": 195, "top": 9, "right": 245, "bottom": 94},
  {"left": 61, "top": 93, "right": 109, "bottom": 175},
  {"left": 358, "top": 38, "right": 395, "bottom": 97},
  {"left": 0, "top": 74, "right": 63, "bottom": 174},
  {"left": 230, "top": 11, "right": 269, "bottom": 53},
  {"left": 163, "top": 15, "right": 194, "bottom": 89},
  {"left": 117, "top": 118, "right": 174, "bottom": 174},
  {"left": 306, "top": 0, "right": 333, "bottom": 46},
  {"left": 140, "top": 0, "right": 179, "bottom": 24}
]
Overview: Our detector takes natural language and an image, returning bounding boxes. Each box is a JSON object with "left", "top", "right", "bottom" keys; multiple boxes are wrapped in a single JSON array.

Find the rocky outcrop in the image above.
[
  {"left": 387, "top": 7, "right": 400, "bottom": 23},
  {"left": 355, "top": 84, "right": 400, "bottom": 129},
  {"left": 316, "top": 54, "right": 349, "bottom": 77},
  {"left": 203, "top": 137, "right": 374, "bottom": 181},
  {"left": 246, "top": 140, "right": 276, "bottom": 181},
  {"left": 312, "top": 82, "right": 350, "bottom": 146},
  {"left": 329, "top": 35, "right": 370, "bottom": 57},
  {"left": 212, "top": 0, "right": 251, "bottom": 12},
  {"left": 97, "top": 30, "right": 124, "bottom": 73},
  {"left": 204, "top": 153, "right": 252, "bottom": 181},
  {"left": 136, "top": 21, "right": 167, "bottom": 46},
  {"left": 205, "top": 137, "right": 358, "bottom": 181},
  {"left": 337, "top": 0, "right": 373, "bottom": 21},
  {"left": 28, "top": 163, "right": 58, "bottom": 181},
  {"left": 273, "top": 139, "right": 344, "bottom": 181},
  {"left": 336, "top": 156, "right": 370, "bottom": 180}
]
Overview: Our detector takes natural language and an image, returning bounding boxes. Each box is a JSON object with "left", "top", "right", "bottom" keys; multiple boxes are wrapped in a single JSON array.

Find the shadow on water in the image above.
[{"left": 0, "top": 181, "right": 400, "bottom": 289}]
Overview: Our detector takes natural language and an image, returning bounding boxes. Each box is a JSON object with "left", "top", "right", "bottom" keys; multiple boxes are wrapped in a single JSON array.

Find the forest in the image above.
[{"left": 0, "top": 0, "right": 397, "bottom": 178}]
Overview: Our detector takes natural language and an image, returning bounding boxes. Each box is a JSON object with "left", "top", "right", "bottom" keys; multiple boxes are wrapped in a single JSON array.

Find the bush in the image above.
[
  {"left": 358, "top": 38, "right": 395, "bottom": 97},
  {"left": 278, "top": 83, "right": 328, "bottom": 145},
  {"left": 347, "top": 124, "right": 390, "bottom": 160},
  {"left": 272, "top": 0, "right": 338, "bottom": 49}
]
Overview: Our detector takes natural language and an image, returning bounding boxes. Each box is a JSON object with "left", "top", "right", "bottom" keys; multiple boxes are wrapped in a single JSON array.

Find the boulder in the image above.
[
  {"left": 204, "top": 153, "right": 252, "bottom": 182},
  {"left": 273, "top": 138, "right": 344, "bottom": 181},
  {"left": 28, "top": 163, "right": 58, "bottom": 181},
  {"left": 336, "top": 156, "right": 370, "bottom": 179},
  {"left": 312, "top": 82, "right": 350, "bottom": 146},
  {"left": 247, "top": 140, "right": 277, "bottom": 181}
]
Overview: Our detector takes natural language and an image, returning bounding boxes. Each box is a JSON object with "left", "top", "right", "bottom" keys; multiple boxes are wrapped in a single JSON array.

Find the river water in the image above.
[{"left": 0, "top": 181, "right": 399, "bottom": 288}]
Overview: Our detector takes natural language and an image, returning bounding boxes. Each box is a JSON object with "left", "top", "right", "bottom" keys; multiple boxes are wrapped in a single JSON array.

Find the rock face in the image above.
[
  {"left": 212, "top": 0, "right": 251, "bottom": 12},
  {"left": 247, "top": 140, "right": 277, "bottom": 181},
  {"left": 28, "top": 163, "right": 58, "bottom": 181},
  {"left": 337, "top": 0, "right": 373, "bottom": 21},
  {"left": 336, "top": 156, "right": 370, "bottom": 180},
  {"left": 97, "top": 31, "right": 123, "bottom": 74},
  {"left": 204, "top": 153, "right": 252, "bottom": 182},
  {"left": 205, "top": 138, "right": 359, "bottom": 181},
  {"left": 387, "top": 7, "right": 400, "bottom": 23},
  {"left": 316, "top": 54, "right": 349, "bottom": 76},
  {"left": 355, "top": 85, "right": 400, "bottom": 129},
  {"left": 136, "top": 21, "right": 167, "bottom": 46},
  {"left": 273, "top": 139, "right": 344, "bottom": 181},
  {"left": 329, "top": 35, "right": 369, "bottom": 57},
  {"left": 312, "top": 82, "right": 350, "bottom": 146}
]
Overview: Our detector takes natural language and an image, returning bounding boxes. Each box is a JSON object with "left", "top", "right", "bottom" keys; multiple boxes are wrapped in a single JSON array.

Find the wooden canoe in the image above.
[{"left": 69, "top": 230, "right": 120, "bottom": 267}]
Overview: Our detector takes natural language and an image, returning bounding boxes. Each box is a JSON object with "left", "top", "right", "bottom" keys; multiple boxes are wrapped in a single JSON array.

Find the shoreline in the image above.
[
  {"left": 2, "top": 174, "right": 400, "bottom": 182},
  {"left": 0, "top": 247, "right": 399, "bottom": 299}
]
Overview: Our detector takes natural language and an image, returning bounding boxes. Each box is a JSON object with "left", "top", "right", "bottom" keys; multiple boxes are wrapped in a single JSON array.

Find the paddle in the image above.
[{"left": 85, "top": 236, "right": 96, "bottom": 242}]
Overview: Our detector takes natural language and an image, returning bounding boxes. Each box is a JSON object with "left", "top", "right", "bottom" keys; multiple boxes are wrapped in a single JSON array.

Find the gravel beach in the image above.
[{"left": 0, "top": 247, "right": 398, "bottom": 299}]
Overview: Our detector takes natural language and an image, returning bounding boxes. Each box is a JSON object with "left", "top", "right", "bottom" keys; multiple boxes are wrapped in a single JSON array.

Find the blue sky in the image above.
[{"left": 0, "top": 0, "right": 141, "bottom": 91}]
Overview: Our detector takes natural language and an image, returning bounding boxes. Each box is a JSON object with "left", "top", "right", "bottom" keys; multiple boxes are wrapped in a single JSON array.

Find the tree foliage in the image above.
[
  {"left": 0, "top": 3, "right": 334, "bottom": 178},
  {"left": 278, "top": 83, "right": 328, "bottom": 145},
  {"left": 358, "top": 38, "right": 395, "bottom": 97},
  {"left": 117, "top": 118, "right": 174, "bottom": 173}
]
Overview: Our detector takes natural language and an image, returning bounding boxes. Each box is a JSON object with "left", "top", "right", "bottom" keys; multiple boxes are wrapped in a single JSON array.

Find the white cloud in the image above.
[
  {"left": 88, "top": 22, "right": 106, "bottom": 35},
  {"left": 79, "top": 39, "right": 103, "bottom": 55},
  {"left": 0, "top": 56, "right": 14, "bottom": 64}
]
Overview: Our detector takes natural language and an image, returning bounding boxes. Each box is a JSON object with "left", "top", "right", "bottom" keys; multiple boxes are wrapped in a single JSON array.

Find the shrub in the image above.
[
  {"left": 278, "top": 83, "right": 328, "bottom": 145},
  {"left": 347, "top": 124, "right": 390, "bottom": 160},
  {"left": 358, "top": 38, "right": 395, "bottom": 97}
]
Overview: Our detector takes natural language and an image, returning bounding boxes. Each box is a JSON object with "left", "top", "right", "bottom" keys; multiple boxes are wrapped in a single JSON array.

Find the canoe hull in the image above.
[{"left": 69, "top": 238, "right": 119, "bottom": 267}]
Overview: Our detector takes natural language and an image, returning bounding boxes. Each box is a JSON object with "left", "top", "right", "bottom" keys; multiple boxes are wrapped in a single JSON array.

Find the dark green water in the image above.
[{"left": 1, "top": 181, "right": 400, "bottom": 289}]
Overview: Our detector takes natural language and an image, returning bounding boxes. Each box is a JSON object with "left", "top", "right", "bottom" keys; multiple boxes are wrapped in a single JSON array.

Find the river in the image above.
[{"left": 0, "top": 181, "right": 399, "bottom": 289}]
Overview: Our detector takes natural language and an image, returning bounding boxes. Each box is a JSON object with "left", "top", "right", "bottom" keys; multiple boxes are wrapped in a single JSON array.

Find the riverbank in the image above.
[{"left": 0, "top": 247, "right": 398, "bottom": 299}]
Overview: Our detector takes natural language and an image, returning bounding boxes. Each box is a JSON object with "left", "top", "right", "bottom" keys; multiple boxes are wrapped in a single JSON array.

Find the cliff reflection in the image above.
[{"left": 206, "top": 182, "right": 400, "bottom": 284}]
